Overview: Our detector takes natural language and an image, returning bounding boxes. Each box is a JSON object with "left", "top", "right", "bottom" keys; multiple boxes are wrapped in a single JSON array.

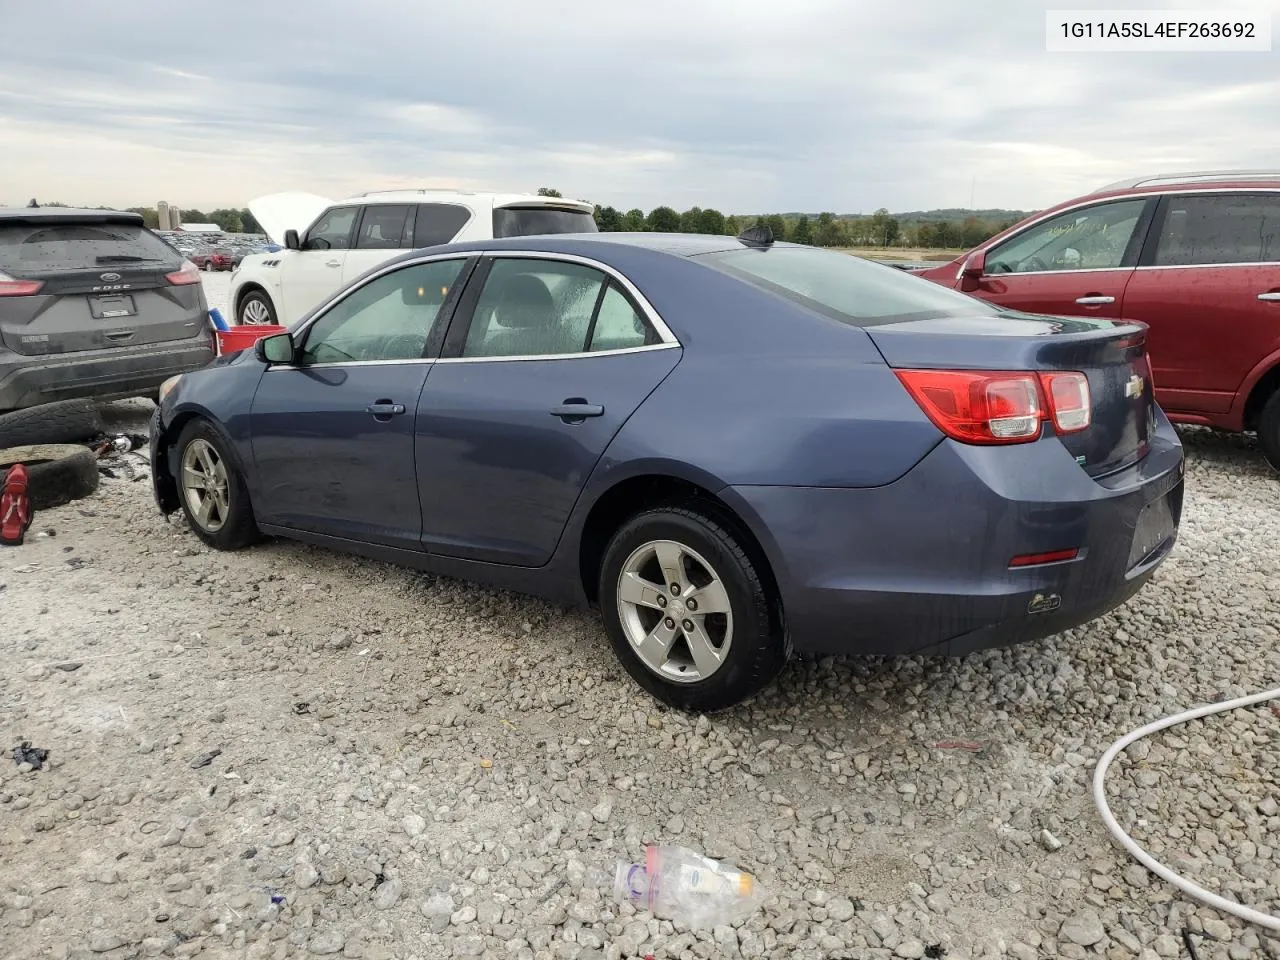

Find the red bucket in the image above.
[{"left": 216, "top": 325, "right": 288, "bottom": 356}]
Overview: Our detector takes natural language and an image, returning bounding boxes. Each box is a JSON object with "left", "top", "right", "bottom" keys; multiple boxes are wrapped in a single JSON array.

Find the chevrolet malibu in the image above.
[{"left": 149, "top": 232, "right": 1185, "bottom": 711}]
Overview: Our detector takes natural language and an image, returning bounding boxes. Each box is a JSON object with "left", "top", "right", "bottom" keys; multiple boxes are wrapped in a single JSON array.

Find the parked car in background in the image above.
[
  {"left": 152, "top": 232, "right": 1183, "bottom": 710},
  {"left": 228, "top": 190, "right": 598, "bottom": 327},
  {"left": 187, "top": 251, "right": 211, "bottom": 269},
  {"left": 913, "top": 170, "right": 1280, "bottom": 469},
  {"left": 0, "top": 207, "right": 214, "bottom": 409},
  {"left": 205, "top": 248, "right": 240, "bottom": 272}
]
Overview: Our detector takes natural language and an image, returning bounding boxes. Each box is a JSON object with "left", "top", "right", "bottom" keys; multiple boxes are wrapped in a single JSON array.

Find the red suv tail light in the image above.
[
  {"left": 165, "top": 260, "right": 201, "bottom": 286},
  {"left": 895, "top": 368, "right": 1092, "bottom": 445},
  {"left": 0, "top": 272, "right": 44, "bottom": 297}
]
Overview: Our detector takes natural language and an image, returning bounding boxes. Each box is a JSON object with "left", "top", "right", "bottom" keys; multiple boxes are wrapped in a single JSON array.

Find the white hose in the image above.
[{"left": 1093, "top": 686, "right": 1280, "bottom": 931}]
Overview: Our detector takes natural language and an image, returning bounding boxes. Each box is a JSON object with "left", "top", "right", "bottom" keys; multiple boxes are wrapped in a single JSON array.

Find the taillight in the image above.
[
  {"left": 895, "top": 368, "right": 1092, "bottom": 445},
  {"left": 0, "top": 272, "right": 43, "bottom": 297},
  {"left": 1042, "top": 372, "right": 1091, "bottom": 433},
  {"left": 165, "top": 260, "right": 201, "bottom": 286}
]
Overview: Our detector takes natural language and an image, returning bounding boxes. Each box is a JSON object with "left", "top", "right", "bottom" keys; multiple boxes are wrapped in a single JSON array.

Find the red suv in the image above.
[{"left": 913, "top": 171, "right": 1280, "bottom": 469}]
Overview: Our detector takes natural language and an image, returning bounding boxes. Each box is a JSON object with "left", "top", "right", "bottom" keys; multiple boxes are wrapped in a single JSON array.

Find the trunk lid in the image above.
[
  {"left": 869, "top": 311, "right": 1156, "bottom": 477},
  {"left": 247, "top": 192, "right": 332, "bottom": 245},
  {"left": 0, "top": 215, "right": 206, "bottom": 356}
]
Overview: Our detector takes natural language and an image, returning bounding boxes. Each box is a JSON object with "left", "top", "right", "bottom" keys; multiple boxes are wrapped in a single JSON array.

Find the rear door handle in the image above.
[
  {"left": 325, "top": 259, "right": 342, "bottom": 268},
  {"left": 1075, "top": 295, "right": 1115, "bottom": 305},
  {"left": 366, "top": 400, "right": 406, "bottom": 421},
  {"left": 1258, "top": 292, "right": 1280, "bottom": 302},
  {"left": 549, "top": 399, "right": 604, "bottom": 423}
]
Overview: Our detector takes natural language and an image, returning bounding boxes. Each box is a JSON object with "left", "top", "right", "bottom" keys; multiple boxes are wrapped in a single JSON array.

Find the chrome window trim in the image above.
[
  {"left": 266, "top": 248, "right": 681, "bottom": 371},
  {"left": 980, "top": 187, "right": 1280, "bottom": 278}
]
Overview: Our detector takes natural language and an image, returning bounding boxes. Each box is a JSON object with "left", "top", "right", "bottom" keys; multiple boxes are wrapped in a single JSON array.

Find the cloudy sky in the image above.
[{"left": 2, "top": 0, "right": 1276, "bottom": 215}]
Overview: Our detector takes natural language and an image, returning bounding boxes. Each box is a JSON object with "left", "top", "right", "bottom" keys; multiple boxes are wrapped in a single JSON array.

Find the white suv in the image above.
[{"left": 229, "top": 189, "right": 598, "bottom": 326}]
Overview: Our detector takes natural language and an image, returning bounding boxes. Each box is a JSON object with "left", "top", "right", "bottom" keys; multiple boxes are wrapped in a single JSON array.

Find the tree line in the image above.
[{"left": 537, "top": 189, "right": 1027, "bottom": 251}]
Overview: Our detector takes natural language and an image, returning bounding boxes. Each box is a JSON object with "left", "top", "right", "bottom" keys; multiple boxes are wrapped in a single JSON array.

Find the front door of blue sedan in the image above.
[
  {"left": 249, "top": 256, "right": 473, "bottom": 549},
  {"left": 415, "top": 254, "right": 681, "bottom": 566}
]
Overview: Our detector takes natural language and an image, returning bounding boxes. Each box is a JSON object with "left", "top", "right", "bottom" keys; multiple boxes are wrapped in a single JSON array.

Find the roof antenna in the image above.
[{"left": 737, "top": 224, "right": 773, "bottom": 247}]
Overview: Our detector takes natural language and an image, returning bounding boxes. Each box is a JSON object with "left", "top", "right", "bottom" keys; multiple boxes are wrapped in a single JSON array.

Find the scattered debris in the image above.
[
  {"left": 1, "top": 463, "right": 34, "bottom": 546},
  {"left": 53, "top": 662, "right": 83, "bottom": 672},
  {"left": 189, "top": 749, "right": 222, "bottom": 769},
  {"left": 933, "top": 740, "right": 985, "bottom": 752},
  {"left": 292, "top": 701, "right": 311, "bottom": 715},
  {"left": 1039, "top": 829, "right": 1063, "bottom": 852},
  {"left": 13, "top": 741, "right": 49, "bottom": 770}
]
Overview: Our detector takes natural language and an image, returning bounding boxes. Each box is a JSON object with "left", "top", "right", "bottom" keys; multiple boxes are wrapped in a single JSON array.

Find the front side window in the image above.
[
  {"left": 985, "top": 199, "right": 1147, "bottom": 274},
  {"left": 414, "top": 204, "right": 472, "bottom": 248},
  {"left": 356, "top": 205, "right": 411, "bottom": 250},
  {"left": 303, "top": 206, "right": 358, "bottom": 251},
  {"left": 462, "top": 258, "right": 653, "bottom": 358},
  {"left": 299, "top": 259, "right": 466, "bottom": 364},
  {"left": 1153, "top": 193, "right": 1280, "bottom": 266}
]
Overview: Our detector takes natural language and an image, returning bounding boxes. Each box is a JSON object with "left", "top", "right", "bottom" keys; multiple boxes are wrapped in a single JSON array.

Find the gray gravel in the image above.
[{"left": 2, "top": 275, "right": 1279, "bottom": 958}]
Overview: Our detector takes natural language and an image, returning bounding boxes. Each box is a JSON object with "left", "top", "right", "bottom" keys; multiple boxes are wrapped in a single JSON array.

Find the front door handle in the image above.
[
  {"left": 1075, "top": 295, "right": 1116, "bottom": 305},
  {"left": 366, "top": 400, "right": 407, "bottom": 421},
  {"left": 549, "top": 399, "right": 604, "bottom": 423},
  {"left": 1258, "top": 292, "right": 1280, "bottom": 302},
  {"left": 325, "top": 259, "right": 342, "bottom": 268}
]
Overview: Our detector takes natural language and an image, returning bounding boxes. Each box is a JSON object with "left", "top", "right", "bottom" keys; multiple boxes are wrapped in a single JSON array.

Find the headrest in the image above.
[{"left": 493, "top": 274, "right": 554, "bottom": 329}]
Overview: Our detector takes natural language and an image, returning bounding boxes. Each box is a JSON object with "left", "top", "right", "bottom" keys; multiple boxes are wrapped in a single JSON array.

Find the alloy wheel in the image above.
[
  {"left": 616, "top": 539, "right": 734, "bottom": 683},
  {"left": 241, "top": 298, "right": 272, "bottom": 325},
  {"left": 180, "top": 438, "right": 230, "bottom": 533}
]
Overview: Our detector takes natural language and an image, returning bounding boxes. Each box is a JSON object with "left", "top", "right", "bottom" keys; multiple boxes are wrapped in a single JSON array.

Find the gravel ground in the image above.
[{"left": 3, "top": 275, "right": 1280, "bottom": 960}]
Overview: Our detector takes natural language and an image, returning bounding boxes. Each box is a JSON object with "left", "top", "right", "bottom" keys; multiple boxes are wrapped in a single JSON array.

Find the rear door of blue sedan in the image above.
[
  {"left": 414, "top": 253, "right": 681, "bottom": 566},
  {"left": 249, "top": 256, "right": 474, "bottom": 548}
]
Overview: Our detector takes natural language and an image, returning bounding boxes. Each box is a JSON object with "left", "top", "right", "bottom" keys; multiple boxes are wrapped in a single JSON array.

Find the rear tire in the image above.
[
  {"left": 175, "top": 419, "right": 260, "bottom": 550},
  {"left": 238, "top": 290, "right": 277, "bottom": 326},
  {"left": 0, "top": 399, "right": 104, "bottom": 447},
  {"left": 1258, "top": 390, "right": 1280, "bottom": 472},
  {"left": 598, "top": 505, "right": 787, "bottom": 712}
]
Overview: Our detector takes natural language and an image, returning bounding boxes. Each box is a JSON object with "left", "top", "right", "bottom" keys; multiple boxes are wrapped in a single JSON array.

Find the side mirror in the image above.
[
  {"left": 284, "top": 229, "right": 300, "bottom": 251},
  {"left": 957, "top": 250, "right": 986, "bottom": 292},
  {"left": 254, "top": 333, "right": 295, "bottom": 365}
]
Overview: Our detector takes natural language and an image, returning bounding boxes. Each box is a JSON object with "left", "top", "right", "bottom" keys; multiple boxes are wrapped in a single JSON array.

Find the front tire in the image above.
[
  {"left": 238, "top": 290, "right": 277, "bottom": 326},
  {"left": 175, "top": 419, "right": 259, "bottom": 550},
  {"left": 1258, "top": 390, "right": 1280, "bottom": 472},
  {"left": 598, "top": 505, "right": 787, "bottom": 712}
]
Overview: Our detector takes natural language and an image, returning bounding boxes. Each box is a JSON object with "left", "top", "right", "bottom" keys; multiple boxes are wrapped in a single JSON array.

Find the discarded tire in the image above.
[
  {"left": 0, "top": 399, "right": 104, "bottom": 448},
  {"left": 0, "top": 444, "right": 100, "bottom": 510}
]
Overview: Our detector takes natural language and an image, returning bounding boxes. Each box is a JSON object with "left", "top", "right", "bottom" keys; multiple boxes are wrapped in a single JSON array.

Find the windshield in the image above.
[
  {"left": 0, "top": 221, "right": 178, "bottom": 274},
  {"left": 698, "top": 245, "right": 992, "bottom": 326},
  {"left": 492, "top": 207, "right": 598, "bottom": 238}
]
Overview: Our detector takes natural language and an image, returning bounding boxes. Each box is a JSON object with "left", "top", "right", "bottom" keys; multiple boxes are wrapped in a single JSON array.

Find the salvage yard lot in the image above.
[{"left": 3, "top": 280, "right": 1280, "bottom": 960}]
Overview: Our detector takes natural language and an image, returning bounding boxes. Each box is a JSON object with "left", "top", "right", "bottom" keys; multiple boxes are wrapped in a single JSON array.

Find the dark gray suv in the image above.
[{"left": 0, "top": 208, "right": 215, "bottom": 410}]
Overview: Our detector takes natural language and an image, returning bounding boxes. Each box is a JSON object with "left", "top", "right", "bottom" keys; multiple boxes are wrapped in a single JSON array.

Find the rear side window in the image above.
[
  {"left": 414, "top": 204, "right": 472, "bottom": 248},
  {"left": 0, "top": 221, "right": 178, "bottom": 273},
  {"left": 356, "top": 205, "right": 411, "bottom": 250},
  {"left": 492, "top": 207, "right": 598, "bottom": 238},
  {"left": 699, "top": 246, "right": 991, "bottom": 326},
  {"left": 1152, "top": 194, "right": 1280, "bottom": 266}
]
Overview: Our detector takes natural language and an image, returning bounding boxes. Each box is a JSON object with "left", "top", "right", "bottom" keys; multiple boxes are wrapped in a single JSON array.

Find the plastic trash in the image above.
[
  {"left": 208, "top": 308, "right": 230, "bottom": 332},
  {"left": 604, "top": 845, "right": 765, "bottom": 930}
]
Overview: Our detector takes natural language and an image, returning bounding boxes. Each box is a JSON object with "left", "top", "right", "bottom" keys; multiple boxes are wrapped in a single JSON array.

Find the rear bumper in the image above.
[
  {"left": 0, "top": 338, "right": 215, "bottom": 409},
  {"left": 724, "top": 413, "right": 1185, "bottom": 657}
]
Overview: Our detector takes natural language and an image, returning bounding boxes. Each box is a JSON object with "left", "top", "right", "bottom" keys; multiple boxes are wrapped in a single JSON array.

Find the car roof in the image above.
[
  {"left": 345, "top": 190, "right": 595, "bottom": 213},
  {"left": 0, "top": 207, "right": 144, "bottom": 224}
]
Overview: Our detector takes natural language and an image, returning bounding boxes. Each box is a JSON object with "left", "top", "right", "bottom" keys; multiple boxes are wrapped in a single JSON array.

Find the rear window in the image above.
[
  {"left": 0, "top": 221, "right": 178, "bottom": 274},
  {"left": 492, "top": 207, "right": 598, "bottom": 239},
  {"left": 699, "top": 245, "right": 991, "bottom": 326}
]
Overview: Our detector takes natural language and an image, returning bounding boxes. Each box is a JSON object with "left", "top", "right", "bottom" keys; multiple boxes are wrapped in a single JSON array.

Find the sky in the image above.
[{"left": 1, "top": 0, "right": 1277, "bottom": 215}]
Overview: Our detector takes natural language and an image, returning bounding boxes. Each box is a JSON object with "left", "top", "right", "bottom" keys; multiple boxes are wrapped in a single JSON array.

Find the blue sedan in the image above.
[{"left": 150, "top": 231, "right": 1184, "bottom": 711}]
